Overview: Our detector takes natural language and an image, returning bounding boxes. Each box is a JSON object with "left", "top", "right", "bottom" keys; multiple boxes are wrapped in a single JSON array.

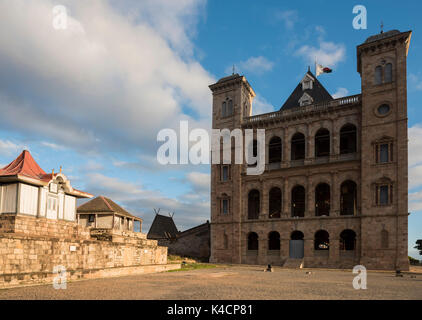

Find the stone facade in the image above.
[{"left": 209, "top": 30, "right": 411, "bottom": 270}]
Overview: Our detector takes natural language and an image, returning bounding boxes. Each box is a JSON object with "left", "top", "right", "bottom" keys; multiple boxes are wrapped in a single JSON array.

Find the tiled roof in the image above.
[
  {"left": 77, "top": 196, "right": 141, "bottom": 220},
  {"left": 0, "top": 150, "right": 92, "bottom": 198},
  {"left": 0, "top": 150, "right": 51, "bottom": 182},
  {"left": 280, "top": 70, "right": 333, "bottom": 110},
  {"left": 147, "top": 214, "right": 179, "bottom": 239}
]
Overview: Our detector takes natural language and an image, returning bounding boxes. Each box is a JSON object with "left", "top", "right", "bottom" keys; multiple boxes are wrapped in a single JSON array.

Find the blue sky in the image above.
[{"left": 0, "top": 0, "right": 421, "bottom": 258}]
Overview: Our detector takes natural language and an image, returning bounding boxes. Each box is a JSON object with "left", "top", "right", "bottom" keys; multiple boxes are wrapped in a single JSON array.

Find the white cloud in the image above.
[
  {"left": 296, "top": 40, "right": 345, "bottom": 67},
  {"left": 409, "top": 74, "right": 422, "bottom": 91},
  {"left": 408, "top": 125, "right": 422, "bottom": 168},
  {"left": 81, "top": 172, "right": 209, "bottom": 231},
  {"left": 274, "top": 10, "right": 298, "bottom": 29},
  {"left": 332, "top": 88, "right": 349, "bottom": 99},
  {"left": 0, "top": 0, "right": 214, "bottom": 153},
  {"left": 40, "top": 141, "right": 66, "bottom": 150},
  {"left": 229, "top": 56, "right": 274, "bottom": 76},
  {"left": 0, "top": 139, "right": 26, "bottom": 156},
  {"left": 186, "top": 171, "right": 210, "bottom": 193},
  {"left": 253, "top": 95, "right": 275, "bottom": 115},
  {"left": 409, "top": 190, "right": 422, "bottom": 212}
]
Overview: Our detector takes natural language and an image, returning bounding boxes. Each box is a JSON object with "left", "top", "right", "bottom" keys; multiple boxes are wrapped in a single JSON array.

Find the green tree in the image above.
[{"left": 415, "top": 239, "right": 422, "bottom": 255}]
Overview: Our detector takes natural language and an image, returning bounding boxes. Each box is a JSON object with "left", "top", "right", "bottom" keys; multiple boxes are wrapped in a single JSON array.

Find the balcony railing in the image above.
[{"left": 244, "top": 94, "right": 361, "bottom": 125}]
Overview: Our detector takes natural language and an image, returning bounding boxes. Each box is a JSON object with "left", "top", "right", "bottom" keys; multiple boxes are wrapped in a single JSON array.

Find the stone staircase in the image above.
[{"left": 282, "top": 258, "right": 304, "bottom": 269}]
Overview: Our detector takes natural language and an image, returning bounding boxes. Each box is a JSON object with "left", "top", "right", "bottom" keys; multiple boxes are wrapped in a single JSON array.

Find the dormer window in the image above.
[
  {"left": 302, "top": 80, "right": 312, "bottom": 90},
  {"left": 299, "top": 93, "right": 313, "bottom": 106},
  {"left": 301, "top": 74, "right": 314, "bottom": 91}
]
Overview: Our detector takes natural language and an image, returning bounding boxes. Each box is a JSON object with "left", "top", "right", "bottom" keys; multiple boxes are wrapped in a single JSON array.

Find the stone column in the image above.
[
  {"left": 331, "top": 171, "right": 339, "bottom": 216},
  {"left": 329, "top": 236, "right": 339, "bottom": 266},
  {"left": 306, "top": 176, "right": 314, "bottom": 217},
  {"left": 305, "top": 125, "right": 314, "bottom": 165},
  {"left": 283, "top": 129, "right": 290, "bottom": 168},
  {"left": 304, "top": 238, "right": 313, "bottom": 264},
  {"left": 283, "top": 179, "right": 289, "bottom": 217},
  {"left": 260, "top": 181, "right": 268, "bottom": 220}
]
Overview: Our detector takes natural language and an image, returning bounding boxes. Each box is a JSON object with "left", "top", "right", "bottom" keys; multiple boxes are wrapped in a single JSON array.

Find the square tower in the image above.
[
  {"left": 208, "top": 74, "right": 256, "bottom": 263},
  {"left": 357, "top": 30, "right": 411, "bottom": 270}
]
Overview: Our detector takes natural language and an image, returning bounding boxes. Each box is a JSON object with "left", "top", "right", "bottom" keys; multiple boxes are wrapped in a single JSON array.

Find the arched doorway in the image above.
[
  {"left": 315, "top": 183, "right": 330, "bottom": 216},
  {"left": 268, "top": 231, "right": 280, "bottom": 250},
  {"left": 289, "top": 230, "right": 304, "bottom": 259},
  {"left": 340, "top": 229, "right": 356, "bottom": 250},
  {"left": 291, "top": 185, "right": 305, "bottom": 217},
  {"left": 247, "top": 232, "right": 259, "bottom": 251},
  {"left": 291, "top": 133, "right": 305, "bottom": 160},
  {"left": 248, "top": 189, "right": 260, "bottom": 220}
]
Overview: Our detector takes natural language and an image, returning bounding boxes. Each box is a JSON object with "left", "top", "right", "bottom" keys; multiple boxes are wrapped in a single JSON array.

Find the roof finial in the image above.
[
  {"left": 308, "top": 65, "right": 311, "bottom": 72},
  {"left": 232, "top": 64, "right": 235, "bottom": 75},
  {"left": 380, "top": 21, "right": 384, "bottom": 34},
  {"left": 60, "top": 166, "right": 62, "bottom": 173},
  {"left": 52, "top": 168, "right": 54, "bottom": 176}
]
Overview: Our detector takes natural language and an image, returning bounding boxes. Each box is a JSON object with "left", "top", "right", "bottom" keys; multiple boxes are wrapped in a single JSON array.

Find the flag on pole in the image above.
[{"left": 315, "top": 63, "right": 332, "bottom": 77}]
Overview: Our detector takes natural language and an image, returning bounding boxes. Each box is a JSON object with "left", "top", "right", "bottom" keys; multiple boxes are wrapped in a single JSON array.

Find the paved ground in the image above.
[{"left": 0, "top": 265, "right": 421, "bottom": 300}]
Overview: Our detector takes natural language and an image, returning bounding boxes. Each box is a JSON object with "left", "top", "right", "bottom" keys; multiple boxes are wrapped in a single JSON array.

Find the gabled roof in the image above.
[
  {"left": 280, "top": 70, "right": 333, "bottom": 110},
  {"left": 0, "top": 150, "right": 92, "bottom": 198},
  {"left": 77, "top": 196, "right": 141, "bottom": 220},
  {"left": 147, "top": 214, "right": 179, "bottom": 239}
]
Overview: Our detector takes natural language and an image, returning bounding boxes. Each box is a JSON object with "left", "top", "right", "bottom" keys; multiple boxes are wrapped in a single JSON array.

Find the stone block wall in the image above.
[
  {"left": 166, "top": 222, "right": 210, "bottom": 261},
  {"left": 0, "top": 214, "right": 170, "bottom": 288}
]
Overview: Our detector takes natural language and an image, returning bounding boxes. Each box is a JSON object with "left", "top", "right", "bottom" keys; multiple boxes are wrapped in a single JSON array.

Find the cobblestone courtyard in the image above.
[{"left": 0, "top": 265, "right": 421, "bottom": 300}]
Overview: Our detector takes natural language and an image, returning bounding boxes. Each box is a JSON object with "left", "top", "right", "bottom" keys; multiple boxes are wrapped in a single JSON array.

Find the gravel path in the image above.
[{"left": 0, "top": 265, "right": 421, "bottom": 300}]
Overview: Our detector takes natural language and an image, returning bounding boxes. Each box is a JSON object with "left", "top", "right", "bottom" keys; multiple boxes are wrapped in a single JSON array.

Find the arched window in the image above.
[
  {"left": 314, "top": 230, "right": 330, "bottom": 250},
  {"left": 291, "top": 185, "right": 305, "bottom": 217},
  {"left": 223, "top": 233, "right": 228, "bottom": 249},
  {"left": 222, "top": 101, "right": 227, "bottom": 117},
  {"left": 340, "top": 229, "right": 356, "bottom": 250},
  {"left": 340, "top": 180, "right": 357, "bottom": 215},
  {"left": 268, "top": 231, "right": 280, "bottom": 250},
  {"left": 315, "top": 129, "right": 330, "bottom": 157},
  {"left": 381, "top": 230, "right": 389, "bottom": 249},
  {"left": 315, "top": 183, "right": 330, "bottom": 216},
  {"left": 375, "top": 66, "right": 382, "bottom": 85},
  {"left": 248, "top": 189, "right": 260, "bottom": 220},
  {"left": 290, "top": 230, "right": 304, "bottom": 240},
  {"left": 385, "top": 63, "right": 392, "bottom": 83},
  {"left": 291, "top": 133, "right": 305, "bottom": 160},
  {"left": 269, "top": 187, "right": 282, "bottom": 218},
  {"left": 248, "top": 232, "right": 259, "bottom": 250},
  {"left": 227, "top": 99, "right": 233, "bottom": 115},
  {"left": 269, "top": 136, "right": 282, "bottom": 163},
  {"left": 340, "top": 124, "right": 357, "bottom": 154}
]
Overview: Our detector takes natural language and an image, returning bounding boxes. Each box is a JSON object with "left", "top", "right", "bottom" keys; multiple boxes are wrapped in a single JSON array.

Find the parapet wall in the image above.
[{"left": 0, "top": 214, "right": 173, "bottom": 288}]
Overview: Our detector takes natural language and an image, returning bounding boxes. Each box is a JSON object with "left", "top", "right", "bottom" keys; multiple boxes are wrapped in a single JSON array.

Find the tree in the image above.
[{"left": 415, "top": 239, "right": 422, "bottom": 255}]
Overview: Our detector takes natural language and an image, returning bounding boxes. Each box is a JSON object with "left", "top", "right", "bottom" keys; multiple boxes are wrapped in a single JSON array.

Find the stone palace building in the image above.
[{"left": 209, "top": 29, "right": 411, "bottom": 270}]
